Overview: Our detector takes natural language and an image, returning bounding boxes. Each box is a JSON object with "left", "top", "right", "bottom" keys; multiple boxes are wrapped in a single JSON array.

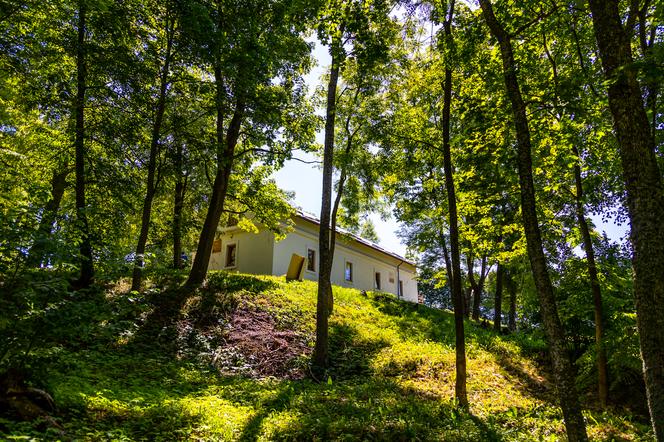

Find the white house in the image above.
[{"left": 205, "top": 210, "right": 419, "bottom": 302}]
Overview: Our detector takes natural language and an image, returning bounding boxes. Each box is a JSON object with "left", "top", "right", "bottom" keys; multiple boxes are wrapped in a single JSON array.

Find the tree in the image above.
[
  {"left": 72, "top": 0, "right": 94, "bottom": 288},
  {"left": 183, "top": 0, "right": 314, "bottom": 287},
  {"left": 478, "top": 1, "right": 588, "bottom": 439},
  {"left": 439, "top": 0, "right": 467, "bottom": 407},
  {"left": 131, "top": 0, "right": 176, "bottom": 291},
  {"left": 312, "top": 0, "right": 396, "bottom": 371},
  {"left": 587, "top": 0, "right": 664, "bottom": 436}
]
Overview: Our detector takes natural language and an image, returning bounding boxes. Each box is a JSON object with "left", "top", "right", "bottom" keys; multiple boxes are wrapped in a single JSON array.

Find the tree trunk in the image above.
[
  {"left": 572, "top": 144, "right": 609, "bottom": 408},
  {"left": 440, "top": 0, "right": 467, "bottom": 408},
  {"left": 73, "top": 0, "right": 94, "bottom": 288},
  {"left": 467, "top": 253, "right": 486, "bottom": 321},
  {"left": 472, "top": 255, "right": 487, "bottom": 321},
  {"left": 507, "top": 270, "right": 517, "bottom": 332},
  {"left": 494, "top": 262, "right": 503, "bottom": 333},
  {"left": 588, "top": 1, "right": 664, "bottom": 436},
  {"left": 186, "top": 67, "right": 245, "bottom": 287},
  {"left": 131, "top": 16, "right": 174, "bottom": 291},
  {"left": 465, "top": 253, "right": 474, "bottom": 319},
  {"left": 478, "top": 1, "right": 588, "bottom": 440},
  {"left": 327, "top": 170, "right": 346, "bottom": 316},
  {"left": 173, "top": 141, "right": 186, "bottom": 269},
  {"left": 27, "top": 166, "right": 69, "bottom": 267},
  {"left": 313, "top": 50, "right": 340, "bottom": 372}
]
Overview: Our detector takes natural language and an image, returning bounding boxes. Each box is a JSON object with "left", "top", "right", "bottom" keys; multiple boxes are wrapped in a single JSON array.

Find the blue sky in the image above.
[{"left": 270, "top": 38, "right": 629, "bottom": 258}]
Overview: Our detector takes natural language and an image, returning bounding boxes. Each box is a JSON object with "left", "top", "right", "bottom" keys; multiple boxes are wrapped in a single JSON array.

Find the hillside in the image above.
[{"left": 1, "top": 271, "right": 652, "bottom": 441}]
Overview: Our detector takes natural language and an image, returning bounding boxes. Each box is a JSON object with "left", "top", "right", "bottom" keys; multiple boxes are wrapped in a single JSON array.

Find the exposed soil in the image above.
[{"left": 212, "top": 306, "right": 311, "bottom": 379}]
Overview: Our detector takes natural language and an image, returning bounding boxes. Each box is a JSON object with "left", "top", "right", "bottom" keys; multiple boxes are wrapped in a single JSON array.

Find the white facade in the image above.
[{"left": 207, "top": 213, "right": 419, "bottom": 303}]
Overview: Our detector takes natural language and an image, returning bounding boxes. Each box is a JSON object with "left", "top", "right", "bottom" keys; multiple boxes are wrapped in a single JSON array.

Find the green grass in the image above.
[{"left": 1, "top": 271, "right": 653, "bottom": 441}]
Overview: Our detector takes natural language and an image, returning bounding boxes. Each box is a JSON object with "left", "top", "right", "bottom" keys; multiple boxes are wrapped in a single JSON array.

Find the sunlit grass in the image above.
[{"left": 1, "top": 271, "right": 653, "bottom": 441}]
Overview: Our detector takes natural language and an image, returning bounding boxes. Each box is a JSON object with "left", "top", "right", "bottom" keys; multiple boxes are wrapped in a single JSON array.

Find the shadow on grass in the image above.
[
  {"left": 237, "top": 321, "right": 389, "bottom": 440},
  {"left": 366, "top": 292, "right": 555, "bottom": 403},
  {"left": 256, "top": 379, "right": 503, "bottom": 441},
  {"left": 62, "top": 398, "right": 204, "bottom": 441}
]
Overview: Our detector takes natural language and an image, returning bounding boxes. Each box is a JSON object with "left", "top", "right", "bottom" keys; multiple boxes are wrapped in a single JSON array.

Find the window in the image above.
[
  {"left": 225, "top": 243, "right": 237, "bottom": 268},
  {"left": 388, "top": 272, "right": 395, "bottom": 284},
  {"left": 398, "top": 280, "right": 404, "bottom": 297},
  {"left": 374, "top": 272, "right": 381, "bottom": 290},
  {"left": 344, "top": 261, "right": 353, "bottom": 282},
  {"left": 307, "top": 248, "right": 316, "bottom": 272},
  {"left": 212, "top": 239, "right": 222, "bottom": 253}
]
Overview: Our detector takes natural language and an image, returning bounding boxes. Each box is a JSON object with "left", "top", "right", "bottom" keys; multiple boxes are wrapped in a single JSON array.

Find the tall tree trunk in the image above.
[
  {"left": 478, "top": 1, "right": 588, "bottom": 440},
  {"left": 173, "top": 142, "right": 186, "bottom": 269},
  {"left": 572, "top": 144, "right": 609, "bottom": 408},
  {"left": 588, "top": 1, "right": 664, "bottom": 436},
  {"left": 186, "top": 68, "right": 245, "bottom": 286},
  {"left": 27, "top": 166, "right": 69, "bottom": 267},
  {"left": 74, "top": 1, "right": 94, "bottom": 288},
  {"left": 440, "top": 0, "right": 467, "bottom": 408},
  {"left": 312, "top": 50, "right": 340, "bottom": 371},
  {"left": 494, "top": 262, "right": 503, "bottom": 333},
  {"left": 131, "top": 17, "right": 174, "bottom": 291}
]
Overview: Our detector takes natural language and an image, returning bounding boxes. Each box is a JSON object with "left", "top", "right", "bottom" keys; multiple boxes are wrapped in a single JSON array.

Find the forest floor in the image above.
[{"left": 0, "top": 271, "right": 654, "bottom": 441}]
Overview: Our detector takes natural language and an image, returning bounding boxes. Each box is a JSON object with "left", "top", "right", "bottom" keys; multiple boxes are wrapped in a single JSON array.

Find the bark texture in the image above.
[
  {"left": 74, "top": 1, "right": 94, "bottom": 288},
  {"left": 478, "top": 1, "right": 588, "bottom": 439},
  {"left": 312, "top": 51, "right": 340, "bottom": 371},
  {"left": 588, "top": 0, "right": 664, "bottom": 436},
  {"left": 440, "top": 0, "right": 467, "bottom": 408}
]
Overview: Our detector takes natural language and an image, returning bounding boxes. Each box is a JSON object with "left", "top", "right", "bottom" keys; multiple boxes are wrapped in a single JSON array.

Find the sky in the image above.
[
  {"left": 270, "top": 37, "right": 629, "bottom": 259},
  {"left": 271, "top": 38, "right": 409, "bottom": 256}
]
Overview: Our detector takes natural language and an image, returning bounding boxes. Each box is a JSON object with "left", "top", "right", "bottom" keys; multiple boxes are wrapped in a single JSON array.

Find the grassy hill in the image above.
[{"left": 1, "top": 271, "right": 653, "bottom": 441}]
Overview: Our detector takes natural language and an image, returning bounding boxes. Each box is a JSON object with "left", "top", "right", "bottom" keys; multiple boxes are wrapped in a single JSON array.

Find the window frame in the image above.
[
  {"left": 224, "top": 241, "right": 238, "bottom": 269},
  {"left": 344, "top": 260, "right": 354, "bottom": 282},
  {"left": 374, "top": 271, "right": 381, "bottom": 290},
  {"left": 306, "top": 248, "right": 317, "bottom": 273}
]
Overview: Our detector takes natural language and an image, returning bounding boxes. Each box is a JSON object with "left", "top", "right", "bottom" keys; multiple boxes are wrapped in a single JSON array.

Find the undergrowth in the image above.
[{"left": 0, "top": 270, "right": 654, "bottom": 441}]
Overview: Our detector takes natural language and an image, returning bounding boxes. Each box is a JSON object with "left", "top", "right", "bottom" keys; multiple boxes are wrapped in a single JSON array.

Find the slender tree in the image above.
[
  {"left": 312, "top": 0, "right": 395, "bottom": 370},
  {"left": 312, "top": 46, "right": 340, "bottom": 370},
  {"left": 131, "top": 6, "right": 176, "bottom": 291},
  {"left": 440, "top": 0, "right": 467, "bottom": 407},
  {"left": 478, "top": 1, "right": 588, "bottom": 439},
  {"left": 73, "top": 0, "right": 94, "bottom": 288}
]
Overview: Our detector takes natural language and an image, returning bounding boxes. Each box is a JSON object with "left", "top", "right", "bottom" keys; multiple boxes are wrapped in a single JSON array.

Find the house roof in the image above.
[{"left": 294, "top": 209, "right": 416, "bottom": 267}]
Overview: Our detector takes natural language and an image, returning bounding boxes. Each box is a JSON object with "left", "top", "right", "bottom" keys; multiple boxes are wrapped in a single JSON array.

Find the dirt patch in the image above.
[{"left": 211, "top": 307, "right": 311, "bottom": 380}]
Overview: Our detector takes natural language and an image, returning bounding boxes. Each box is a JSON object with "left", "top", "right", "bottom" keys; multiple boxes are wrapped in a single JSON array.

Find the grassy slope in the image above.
[{"left": 2, "top": 272, "right": 653, "bottom": 441}]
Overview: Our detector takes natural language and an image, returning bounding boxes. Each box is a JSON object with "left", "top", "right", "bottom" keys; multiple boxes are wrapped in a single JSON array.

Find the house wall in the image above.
[
  {"left": 204, "top": 216, "right": 418, "bottom": 302},
  {"left": 272, "top": 218, "right": 419, "bottom": 302},
  {"left": 210, "top": 228, "right": 274, "bottom": 276}
]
